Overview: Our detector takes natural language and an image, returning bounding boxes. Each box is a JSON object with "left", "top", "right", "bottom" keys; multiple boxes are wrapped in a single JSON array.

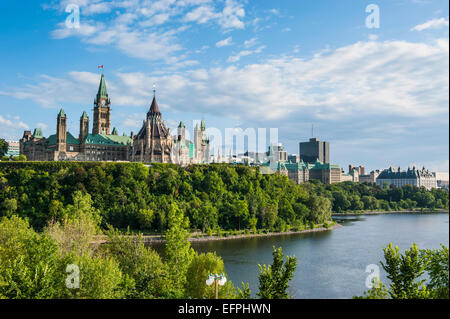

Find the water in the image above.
[{"left": 189, "top": 213, "right": 449, "bottom": 298}]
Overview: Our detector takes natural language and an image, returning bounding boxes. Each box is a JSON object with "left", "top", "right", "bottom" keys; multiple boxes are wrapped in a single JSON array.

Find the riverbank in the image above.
[
  {"left": 332, "top": 209, "right": 449, "bottom": 216},
  {"left": 93, "top": 223, "right": 343, "bottom": 244}
]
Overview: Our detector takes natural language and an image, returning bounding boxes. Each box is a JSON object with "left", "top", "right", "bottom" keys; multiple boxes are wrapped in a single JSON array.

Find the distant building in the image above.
[
  {"left": 171, "top": 122, "right": 194, "bottom": 166},
  {"left": 193, "top": 120, "right": 210, "bottom": 164},
  {"left": 349, "top": 164, "right": 365, "bottom": 175},
  {"left": 359, "top": 170, "right": 381, "bottom": 184},
  {"left": 299, "top": 138, "right": 330, "bottom": 164},
  {"left": 279, "top": 160, "right": 341, "bottom": 184},
  {"left": 131, "top": 93, "right": 173, "bottom": 163},
  {"left": 5, "top": 141, "right": 20, "bottom": 157},
  {"left": 288, "top": 154, "right": 300, "bottom": 163},
  {"left": 435, "top": 172, "right": 449, "bottom": 189},
  {"left": 376, "top": 166, "right": 437, "bottom": 190},
  {"left": 268, "top": 143, "right": 288, "bottom": 171},
  {"left": 309, "top": 161, "right": 341, "bottom": 184}
]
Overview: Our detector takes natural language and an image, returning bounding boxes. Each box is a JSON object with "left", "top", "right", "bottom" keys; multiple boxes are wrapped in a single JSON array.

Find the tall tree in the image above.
[{"left": 257, "top": 246, "right": 297, "bottom": 299}]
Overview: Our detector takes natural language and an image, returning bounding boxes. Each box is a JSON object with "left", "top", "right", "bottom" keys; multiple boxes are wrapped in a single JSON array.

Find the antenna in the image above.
[
  {"left": 311, "top": 124, "right": 314, "bottom": 137},
  {"left": 153, "top": 83, "right": 156, "bottom": 98}
]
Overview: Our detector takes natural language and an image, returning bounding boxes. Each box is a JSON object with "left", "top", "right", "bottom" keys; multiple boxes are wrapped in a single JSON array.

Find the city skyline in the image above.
[{"left": 0, "top": 0, "right": 448, "bottom": 172}]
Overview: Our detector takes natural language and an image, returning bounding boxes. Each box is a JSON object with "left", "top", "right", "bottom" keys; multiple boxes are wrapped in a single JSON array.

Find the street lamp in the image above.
[{"left": 206, "top": 273, "right": 227, "bottom": 299}]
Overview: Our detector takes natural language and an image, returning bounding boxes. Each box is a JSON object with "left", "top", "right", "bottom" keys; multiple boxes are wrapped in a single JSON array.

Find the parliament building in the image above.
[{"left": 20, "top": 74, "right": 210, "bottom": 164}]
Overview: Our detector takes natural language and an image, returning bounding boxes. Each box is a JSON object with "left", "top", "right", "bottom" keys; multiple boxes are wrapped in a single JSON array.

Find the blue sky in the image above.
[{"left": 0, "top": 0, "right": 448, "bottom": 172}]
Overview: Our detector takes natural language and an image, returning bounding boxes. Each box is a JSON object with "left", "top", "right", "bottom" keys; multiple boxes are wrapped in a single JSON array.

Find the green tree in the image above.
[
  {"left": 164, "top": 202, "right": 195, "bottom": 297},
  {"left": 185, "top": 252, "right": 236, "bottom": 299},
  {"left": 0, "top": 139, "right": 8, "bottom": 157},
  {"left": 421, "top": 245, "right": 449, "bottom": 299},
  {"left": 257, "top": 246, "right": 297, "bottom": 299},
  {"left": 381, "top": 243, "right": 429, "bottom": 299}
]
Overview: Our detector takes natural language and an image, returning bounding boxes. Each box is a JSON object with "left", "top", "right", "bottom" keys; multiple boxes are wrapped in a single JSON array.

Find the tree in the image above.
[
  {"left": 381, "top": 243, "right": 429, "bottom": 299},
  {"left": 257, "top": 246, "right": 297, "bottom": 299},
  {"left": 421, "top": 245, "right": 449, "bottom": 299},
  {"left": 164, "top": 202, "right": 195, "bottom": 297},
  {"left": 185, "top": 252, "right": 236, "bottom": 299},
  {"left": 103, "top": 228, "right": 170, "bottom": 298},
  {"left": 0, "top": 139, "right": 8, "bottom": 157},
  {"left": 308, "top": 195, "right": 332, "bottom": 224}
]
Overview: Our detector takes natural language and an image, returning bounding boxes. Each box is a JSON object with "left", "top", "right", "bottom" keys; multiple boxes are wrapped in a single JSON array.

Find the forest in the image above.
[{"left": 0, "top": 162, "right": 448, "bottom": 234}]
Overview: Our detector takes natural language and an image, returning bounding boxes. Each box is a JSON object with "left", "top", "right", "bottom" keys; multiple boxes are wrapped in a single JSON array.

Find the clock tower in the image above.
[{"left": 92, "top": 73, "right": 111, "bottom": 135}]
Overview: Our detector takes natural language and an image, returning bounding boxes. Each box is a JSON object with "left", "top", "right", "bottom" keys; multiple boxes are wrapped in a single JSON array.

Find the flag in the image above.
[{"left": 98, "top": 65, "right": 103, "bottom": 69}]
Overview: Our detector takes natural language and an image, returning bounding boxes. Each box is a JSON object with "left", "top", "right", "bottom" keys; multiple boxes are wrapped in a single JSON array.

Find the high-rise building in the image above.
[{"left": 299, "top": 138, "right": 330, "bottom": 164}]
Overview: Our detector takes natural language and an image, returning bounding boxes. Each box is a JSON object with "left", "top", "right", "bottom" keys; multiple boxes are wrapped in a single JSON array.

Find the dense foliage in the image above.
[
  {"left": 0, "top": 202, "right": 296, "bottom": 299},
  {"left": 356, "top": 243, "right": 449, "bottom": 299},
  {"left": 303, "top": 179, "right": 449, "bottom": 213},
  {"left": 0, "top": 162, "right": 447, "bottom": 234}
]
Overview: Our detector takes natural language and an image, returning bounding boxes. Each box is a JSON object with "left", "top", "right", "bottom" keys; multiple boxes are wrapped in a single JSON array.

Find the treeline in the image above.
[
  {"left": 0, "top": 162, "right": 331, "bottom": 232},
  {"left": 303, "top": 179, "right": 449, "bottom": 213},
  {"left": 0, "top": 162, "right": 447, "bottom": 233}
]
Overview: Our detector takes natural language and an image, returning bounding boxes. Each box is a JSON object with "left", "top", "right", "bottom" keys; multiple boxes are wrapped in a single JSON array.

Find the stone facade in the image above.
[
  {"left": 376, "top": 166, "right": 437, "bottom": 190},
  {"left": 131, "top": 95, "right": 173, "bottom": 163},
  {"left": 193, "top": 120, "right": 210, "bottom": 164},
  {"left": 279, "top": 160, "right": 341, "bottom": 185},
  {"left": 20, "top": 75, "right": 132, "bottom": 161}
]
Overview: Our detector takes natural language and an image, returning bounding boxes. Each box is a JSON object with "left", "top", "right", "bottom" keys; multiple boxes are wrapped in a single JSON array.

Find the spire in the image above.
[
  {"left": 96, "top": 74, "right": 108, "bottom": 101},
  {"left": 201, "top": 120, "right": 206, "bottom": 131},
  {"left": 81, "top": 111, "right": 88, "bottom": 119},
  {"left": 148, "top": 96, "right": 161, "bottom": 115},
  {"left": 112, "top": 127, "right": 118, "bottom": 135},
  {"left": 178, "top": 121, "right": 185, "bottom": 128},
  {"left": 58, "top": 108, "right": 66, "bottom": 118}
]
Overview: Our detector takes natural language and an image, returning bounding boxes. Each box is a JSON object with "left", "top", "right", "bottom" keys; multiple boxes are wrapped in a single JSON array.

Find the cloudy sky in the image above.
[{"left": 0, "top": 0, "right": 448, "bottom": 172}]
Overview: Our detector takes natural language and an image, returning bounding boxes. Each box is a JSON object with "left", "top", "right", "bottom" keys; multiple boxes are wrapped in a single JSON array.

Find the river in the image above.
[{"left": 189, "top": 213, "right": 449, "bottom": 298}]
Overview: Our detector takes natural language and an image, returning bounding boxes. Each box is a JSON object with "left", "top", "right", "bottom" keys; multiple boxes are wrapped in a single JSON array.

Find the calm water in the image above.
[{"left": 189, "top": 213, "right": 449, "bottom": 299}]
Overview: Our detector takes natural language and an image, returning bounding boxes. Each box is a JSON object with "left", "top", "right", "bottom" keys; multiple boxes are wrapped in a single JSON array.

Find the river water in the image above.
[{"left": 189, "top": 213, "right": 449, "bottom": 299}]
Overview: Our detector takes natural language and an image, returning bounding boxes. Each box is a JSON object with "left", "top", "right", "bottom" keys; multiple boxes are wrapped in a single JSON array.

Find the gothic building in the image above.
[
  {"left": 131, "top": 94, "right": 173, "bottom": 163},
  {"left": 19, "top": 73, "right": 213, "bottom": 165},
  {"left": 171, "top": 122, "right": 194, "bottom": 166},
  {"left": 20, "top": 74, "right": 132, "bottom": 161},
  {"left": 194, "top": 120, "right": 210, "bottom": 164}
]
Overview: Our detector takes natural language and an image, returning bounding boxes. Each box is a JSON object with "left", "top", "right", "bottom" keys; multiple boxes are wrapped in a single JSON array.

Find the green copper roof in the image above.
[
  {"left": 97, "top": 74, "right": 108, "bottom": 100},
  {"left": 84, "top": 133, "right": 132, "bottom": 146},
  {"left": 201, "top": 120, "right": 206, "bottom": 131},
  {"left": 58, "top": 109, "right": 66, "bottom": 118},
  {"left": 47, "top": 132, "right": 80, "bottom": 145},
  {"left": 81, "top": 111, "right": 89, "bottom": 119},
  {"left": 178, "top": 121, "right": 185, "bottom": 128},
  {"left": 32, "top": 128, "right": 43, "bottom": 139},
  {"left": 112, "top": 127, "right": 118, "bottom": 135}
]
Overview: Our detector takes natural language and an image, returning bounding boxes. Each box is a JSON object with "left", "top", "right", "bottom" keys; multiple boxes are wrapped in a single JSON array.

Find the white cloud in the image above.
[
  {"left": 227, "top": 45, "right": 265, "bottom": 62},
  {"left": 3, "top": 39, "right": 448, "bottom": 125},
  {"left": 216, "top": 36, "right": 233, "bottom": 47},
  {"left": 49, "top": 0, "right": 247, "bottom": 64},
  {"left": 411, "top": 17, "right": 449, "bottom": 31},
  {"left": 243, "top": 37, "right": 257, "bottom": 48}
]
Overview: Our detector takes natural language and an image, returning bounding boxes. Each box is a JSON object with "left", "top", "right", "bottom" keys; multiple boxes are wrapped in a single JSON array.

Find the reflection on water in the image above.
[{"left": 152, "top": 213, "right": 449, "bottom": 299}]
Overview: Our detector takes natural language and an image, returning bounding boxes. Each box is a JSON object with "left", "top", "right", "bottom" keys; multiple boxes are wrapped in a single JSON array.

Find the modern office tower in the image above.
[{"left": 299, "top": 138, "right": 330, "bottom": 164}]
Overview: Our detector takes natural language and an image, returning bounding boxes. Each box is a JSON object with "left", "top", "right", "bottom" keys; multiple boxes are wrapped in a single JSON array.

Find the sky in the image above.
[{"left": 0, "top": 0, "right": 448, "bottom": 172}]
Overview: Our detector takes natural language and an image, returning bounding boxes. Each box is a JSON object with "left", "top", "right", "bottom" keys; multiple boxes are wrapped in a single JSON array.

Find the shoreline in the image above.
[
  {"left": 93, "top": 223, "right": 343, "bottom": 245},
  {"left": 332, "top": 209, "right": 449, "bottom": 217}
]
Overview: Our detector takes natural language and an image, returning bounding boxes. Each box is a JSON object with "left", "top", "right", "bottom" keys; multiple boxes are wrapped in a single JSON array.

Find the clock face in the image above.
[{"left": 101, "top": 100, "right": 106, "bottom": 107}]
